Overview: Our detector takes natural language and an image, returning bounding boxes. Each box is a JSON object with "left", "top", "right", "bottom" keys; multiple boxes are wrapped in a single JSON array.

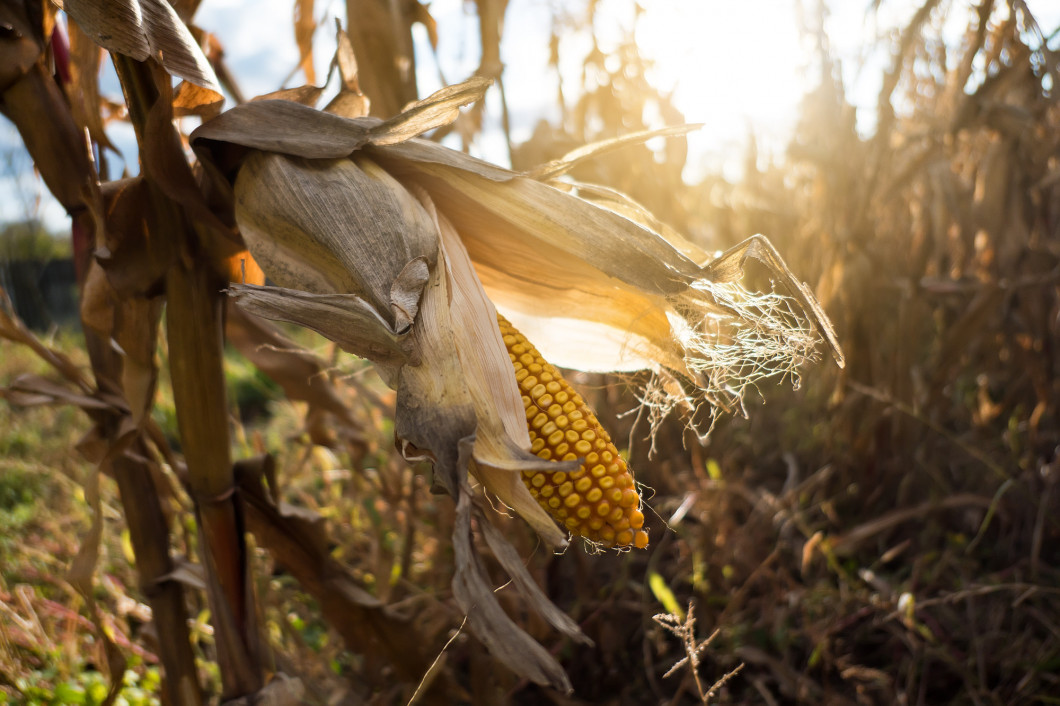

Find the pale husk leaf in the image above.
[
  {"left": 366, "top": 76, "right": 492, "bottom": 145},
  {"left": 227, "top": 285, "right": 411, "bottom": 384},
  {"left": 376, "top": 146, "right": 702, "bottom": 293},
  {"left": 189, "top": 77, "right": 490, "bottom": 163},
  {"left": 428, "top": 192, "right": 577, "bottom": 545},
  {"left": 387, "top": 262, "right": 578, "bottom": 690},
  {"left": 234, "top": 152, "right": 438, "bottom": 327},
  {"left": 476, "top": 504, "right": 590, "bottom": 644},
  {"left": 388, "top": 213, "right": 570, "bottom": 548},
  {"left": 451, "top": 476, "right": 574, "bottom": 693}
]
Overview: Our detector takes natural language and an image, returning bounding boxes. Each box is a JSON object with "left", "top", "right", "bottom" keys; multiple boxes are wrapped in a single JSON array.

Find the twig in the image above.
[
  {"left": 655, "top": 601, "right": 742, "bottom": 704},
  {"left": 406, "top": 617, "right": 466, "bottom": 706}
]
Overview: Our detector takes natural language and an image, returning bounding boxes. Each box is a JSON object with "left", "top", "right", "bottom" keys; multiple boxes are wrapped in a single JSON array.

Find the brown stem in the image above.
[
  {"left": 112, "top": 443, "right": 205, "bottom": 706},
  {"left": 112, "top": 52, "right": 264, "bottom": 699},
  {"left": 344, "top": 0, "right": 418, "bottom": 116}
]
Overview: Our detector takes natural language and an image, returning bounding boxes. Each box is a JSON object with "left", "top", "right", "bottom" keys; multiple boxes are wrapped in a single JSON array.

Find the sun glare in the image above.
[{"left": 633, "top": 0, "right": 810, "bottom": 178}]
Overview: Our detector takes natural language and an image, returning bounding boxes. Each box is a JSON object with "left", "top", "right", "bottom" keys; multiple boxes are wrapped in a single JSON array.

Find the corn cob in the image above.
[{"left": 498, "top": 314, "right": 649, "bottom": 549}]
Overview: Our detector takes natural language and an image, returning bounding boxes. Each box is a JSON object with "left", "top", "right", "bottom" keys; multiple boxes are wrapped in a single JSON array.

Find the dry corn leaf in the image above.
[
  {"left": 62, "top": 0, "right": 221, "bottom": 98},
  {"left": 368, "top": 76, "right": 493, "bottom": 145},
  {"left": 251, "top": 84, "right": 324, "bottom": 106},
  {"left": 322, "top": 21, "right": 369, "bottom": 118},
  {"left": 0, "top": 288, "right": 95, "bottom": 392},
  {"left": 93, "top": 178, "right": 173, "bottom": 296},
  {"left": 141, "top": 68, "right": 235, "bottom": 246},
  {"left": 112, "top": 296, "right": 163, "bottom": 426},
  {"left": 192, "top": 76, "right": 490, "bottom": 171},
  {"left": 451, "top": 482, "right": 574, "bottom": 693},
  {"left": 1, "top": 61, "right": 96, "bottom": 213},
  {"left": 227, "top": 285, "right": 413, "bottom": 379},
  {"left": 65, "top": 20, "right": 118, "bottom": 153},
  {"left": 293, "top": 0, "right": 316, "bottom": 85},
  {"left": 386, "top": 152, "right": 701, "bottom": 290},
  {"left": 194, "top": 100, "right": 371, "bottom": 164},
  {"left": 234, "top": 152, "right": 438, "bottom": 316},
  {"left": 475, "top": 501, "right": 589, "bottom": 644},
  {"left": 528, "top": 123, "right": 702, "bottom": 181},
  {"left": 172, "top": 79, "right": 223, "bottom": 118},
  {"left": 0, "top": 2, "right": 46, "bottom": 90},
  {"left": 0, "top": 374, "right": 114, "bottom": 412}
]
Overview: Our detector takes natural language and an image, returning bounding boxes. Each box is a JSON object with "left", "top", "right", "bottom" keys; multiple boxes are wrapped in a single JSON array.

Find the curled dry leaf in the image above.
[
  {"left": 325, "top": 20, "right": 367, "bottom": 117},
  {"left": 63, "top": 0, "right": 222, "bottom": 101},
  {"left": 64, "top": 21, "right": 118, "bottom": 153},
  {"left": 173, "top": 79, "right": 224, "bottom": 118}
]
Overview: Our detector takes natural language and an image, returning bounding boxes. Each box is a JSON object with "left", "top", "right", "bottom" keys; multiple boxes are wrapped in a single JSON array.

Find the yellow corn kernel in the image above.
[{"left": 499, "top": 314, "right": 648, "bottom": 549}]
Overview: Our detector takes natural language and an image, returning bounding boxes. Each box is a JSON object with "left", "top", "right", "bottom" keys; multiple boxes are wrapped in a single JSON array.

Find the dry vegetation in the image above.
[{"left": 1, "top": 0, "right": 1059, "bottom": 704}]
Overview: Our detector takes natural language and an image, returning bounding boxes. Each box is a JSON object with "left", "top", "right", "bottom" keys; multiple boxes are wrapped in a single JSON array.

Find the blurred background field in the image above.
[{"left": 2, "top": 0, "right": 1060, "bottom": 704}]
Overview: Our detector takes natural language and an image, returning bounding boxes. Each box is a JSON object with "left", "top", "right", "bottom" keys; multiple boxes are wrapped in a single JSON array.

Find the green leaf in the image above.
[{"left": 648, "top": 571, "right": 683, "bottom": 619}]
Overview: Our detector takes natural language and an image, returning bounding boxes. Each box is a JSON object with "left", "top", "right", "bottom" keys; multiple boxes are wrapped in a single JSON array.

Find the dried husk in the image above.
[
  {"left": 232, "top": 149, "right": 574, "bottom": 545},
  {"left": 227, "top": 149, "right": 583, "bottom": 690},
  {"left": 234, "top": 152, "right": 437, "bottom": 326},
  {"left": 417, "top": 189, "right": 577, "bottom": 546},
  {"left": 191, "top": 77, "right": 841, "bottom": 690},
  {"left": 193, "top": 76, "right": 845, "bottom": 525},
  {"left": 194, "top": 85, "right": 840, "bottom": 391}
]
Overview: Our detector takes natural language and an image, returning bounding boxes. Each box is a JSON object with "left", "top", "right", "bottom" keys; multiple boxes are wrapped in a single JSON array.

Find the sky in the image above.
[{"left": 2, "top": 0, "right": 1059, "bottom": 232}]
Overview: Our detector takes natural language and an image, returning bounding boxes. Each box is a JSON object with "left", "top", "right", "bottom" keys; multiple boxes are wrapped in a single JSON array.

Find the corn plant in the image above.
[{"left": 0, "top": 0, "right": 840, "bottom": 702}]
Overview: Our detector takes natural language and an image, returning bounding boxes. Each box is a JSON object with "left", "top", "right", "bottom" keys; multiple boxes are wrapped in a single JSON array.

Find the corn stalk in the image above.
[
  {"left": 110, "top": 53, "right": 265, "bottom": 698},
  {"left": 0, "top": 3, "right": 203, "bottom": 703}
]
